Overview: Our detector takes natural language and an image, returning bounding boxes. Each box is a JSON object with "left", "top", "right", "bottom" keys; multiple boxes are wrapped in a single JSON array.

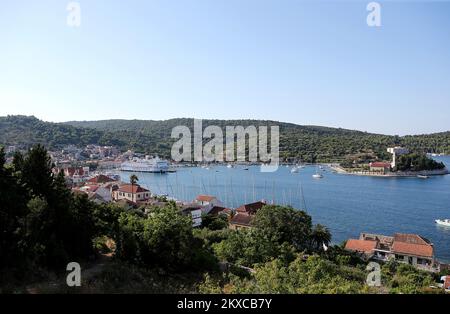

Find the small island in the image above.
[{"left": 334, "top": 147, "right": 448, "bottom": 177}]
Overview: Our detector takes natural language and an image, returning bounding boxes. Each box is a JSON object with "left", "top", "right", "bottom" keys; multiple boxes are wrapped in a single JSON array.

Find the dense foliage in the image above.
[
  {"left": 394, "top": 153, "right": 446, "bottom": 171},
  {"left": 1, "top": 115, "right": 450, "bottom": 162},
  {"left": 114, "top": 203, "right": 217, "bottom": 271},
  {"left": 0, "top": 145, "right": 98, "bottom": 278}
]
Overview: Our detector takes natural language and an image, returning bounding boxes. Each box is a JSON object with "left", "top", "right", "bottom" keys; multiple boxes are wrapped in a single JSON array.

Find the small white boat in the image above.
[
  {"left": 291, "top": 167, "right": 299, "bottom": 173},
  {"left": 313, "top": 166, "right": 323, "bottom": 179},
  {"left": 227, "top": 164, "right": 233, "bottom": 169},
  {"left": 435, "top": 219, "right": 450, "bottom": 227},
  {"left": 417, "top": 175, "right": 429, "bottom": 179}
]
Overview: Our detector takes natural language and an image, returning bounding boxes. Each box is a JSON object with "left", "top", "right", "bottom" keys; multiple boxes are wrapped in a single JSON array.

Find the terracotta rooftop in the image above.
[
  {"left": 118, "top": 184, "right": 150, "bottom": 194},
  {"left": 345, "top": 239, "right": 378, "bottom": 254},
  {"left": 370, "top": 162, "right": 391, "bottom": 168},
  {"left": 392, "top": 233, "right": 433, "bottom": 258},
  {"left": 196, "top": 195, "right": 217, "bottom": 202},
  {"left": 86, "top": 174, "right": 115, "bottom": 184},
  {"left": 230, "top": 213, "right": 253, "bottom": 226},
  {"left": 65, "top": 167, "right": 86, "bottom": 177},
  {"left": 236, "top": 201, "right": 267, "bottom": 215},
  {"left": 209, "top": 206, "right": 231, "bottom": 216}
]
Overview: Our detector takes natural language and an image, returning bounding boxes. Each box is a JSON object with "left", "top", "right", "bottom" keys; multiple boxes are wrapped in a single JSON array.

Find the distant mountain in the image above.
[{"left": 1, "top": 115, "right": 449, "bottom": 161}]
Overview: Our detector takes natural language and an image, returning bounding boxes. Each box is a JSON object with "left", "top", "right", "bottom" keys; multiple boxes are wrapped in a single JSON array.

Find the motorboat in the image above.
[{"left": 435, "top": 219, "right": 450, "bottom": 227}]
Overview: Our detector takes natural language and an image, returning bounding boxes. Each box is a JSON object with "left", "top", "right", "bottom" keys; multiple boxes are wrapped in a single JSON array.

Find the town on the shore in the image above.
[{"left": 2, "top": 143, "right": 450, "bottom": 290}]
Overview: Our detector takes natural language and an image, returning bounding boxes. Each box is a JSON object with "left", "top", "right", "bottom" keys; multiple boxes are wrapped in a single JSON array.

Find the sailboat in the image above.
[
  {"left": 291, "top": 166, "right": 299, "bottom": 173},
  {"left": 312, "top": 166, "right": 323, "bottom": 179}
]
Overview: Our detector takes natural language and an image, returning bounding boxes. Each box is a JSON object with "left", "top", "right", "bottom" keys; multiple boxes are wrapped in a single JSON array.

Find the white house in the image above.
[
  {"left": 112, "top": 184, "right": 151, "bottom": 203},
  {"left": 194, "top": 195, "right": 223, "bottom": 213}
]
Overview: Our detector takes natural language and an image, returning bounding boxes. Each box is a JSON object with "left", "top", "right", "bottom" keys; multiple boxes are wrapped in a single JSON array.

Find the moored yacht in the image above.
[
  {"left": 312, "top": 166, "right": 323, "bottom": 179},
  {"left": 435, "top": 219, "right": 450, "bottom": 227}
]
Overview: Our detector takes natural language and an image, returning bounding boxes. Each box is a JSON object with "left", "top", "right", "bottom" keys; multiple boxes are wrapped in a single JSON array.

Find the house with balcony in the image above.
[{"left": 345, "top": 232, "right": 438, "bottom": 272}]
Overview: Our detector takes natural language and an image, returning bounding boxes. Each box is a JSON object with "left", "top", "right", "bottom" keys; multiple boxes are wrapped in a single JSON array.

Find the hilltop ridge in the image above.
[{"left": 1, "top": 115, "right": 449, "bottom": 161}]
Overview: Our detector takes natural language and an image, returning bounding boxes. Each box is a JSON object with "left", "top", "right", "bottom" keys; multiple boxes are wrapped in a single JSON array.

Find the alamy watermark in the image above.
[
  {"left": 367, "top": 2, "right": 381, "bottom": 27},
  {"left": 67, "top": 2, "right": 81, "bottom": 27},
  {"left": 171, "top": 119, "right": 279, "bottom": 172},
  {"left": 66, "top": 262, "right": 81, "bottom": 287},
  {"left": 366, "top": 262, "right": 381, "bottom": 287}
]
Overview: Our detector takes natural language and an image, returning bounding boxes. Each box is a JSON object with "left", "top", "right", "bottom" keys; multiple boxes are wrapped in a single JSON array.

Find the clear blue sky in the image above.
[{"left": 1, "top": 0, "right": 449, "bottom": 135}]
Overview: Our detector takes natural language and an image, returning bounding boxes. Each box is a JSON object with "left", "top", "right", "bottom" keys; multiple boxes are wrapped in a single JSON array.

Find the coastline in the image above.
[{"left": 330, "top": 165, "right": 450, "bottom": 177}]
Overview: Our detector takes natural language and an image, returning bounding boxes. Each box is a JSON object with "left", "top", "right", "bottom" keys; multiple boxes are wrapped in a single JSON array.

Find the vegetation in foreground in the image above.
[{"left": 0, "top": 145, "right": 447, "bottom": 294}]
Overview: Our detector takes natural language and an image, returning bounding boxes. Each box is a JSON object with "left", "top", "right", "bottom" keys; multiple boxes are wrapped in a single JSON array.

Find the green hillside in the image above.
[{"left": 1, "top": 115, "right": 449, "bottom": 162}]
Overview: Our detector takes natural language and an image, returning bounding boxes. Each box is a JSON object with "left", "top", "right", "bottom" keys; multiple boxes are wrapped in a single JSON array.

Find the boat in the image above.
[
  {"left": 312, "top": 166, "right": 323, "bottom": 179},
  {"left": 417, "top": 175, "right": 429, "bottom": 179},
  {"left": 435, "top": 219, "right": 450, "bottom": 227},
  {"left": 291, "top": 167, "right": 299, "bottom": 173},
  {"left": 227, "top": 164, "right": 234, "bottom": 169},
  {"left": 120, "top": 156, "right": 170, "bottom": 173}
]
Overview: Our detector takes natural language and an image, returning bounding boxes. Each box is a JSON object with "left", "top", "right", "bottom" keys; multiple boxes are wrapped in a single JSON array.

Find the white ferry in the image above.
[{"left": 121, "top": 156, "right": 170, "bottom": 173}]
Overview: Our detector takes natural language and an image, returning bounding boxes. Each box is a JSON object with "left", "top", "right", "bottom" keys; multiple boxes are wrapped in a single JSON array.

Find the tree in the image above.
[
  {"left": 310, "top": 224, "right": 332, "bottom": 252},
  {"left": 130, "top": 174, "right": 139, "bottom": 186},
  {"left": 114, "top": 203, "right": 198, "bottom": 271},
  {"left": 253, "top": 205, "right": 313, "bottom": 252},
  {"left": 201, "top": 213, "right": 228, "bottom": 230},
  {"left": 0, "top": 148, "right": 28, "bottom": 270},
  {"left": 21, "top": 144, "right": 54, "bottom": 199}
]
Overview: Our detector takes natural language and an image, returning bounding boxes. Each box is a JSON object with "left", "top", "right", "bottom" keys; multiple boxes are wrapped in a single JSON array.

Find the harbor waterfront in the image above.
[{"left": 118, "top": 156, "right": 450, "bottom": 263}]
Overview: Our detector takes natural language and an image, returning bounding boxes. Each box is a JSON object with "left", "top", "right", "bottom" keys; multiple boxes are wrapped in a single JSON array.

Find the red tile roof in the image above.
[
  {"left": 345, "top": 239, "right": 377, "bottom": 254},
  {"left": 236, "top": 201, "right": 266, "bottom": 215},
  {"left": 391, "top": 233, "right": 433, "bottom": 258},
  {"left": 370, "top": 162, "right": 391, "bottom": 168},
  {"left": 230, "top": 213, "right": 253, "bottom": 226},
  {"left": 209, "top": 206, "right": 231, "bottom": 216},
  {"left": 65, "top": 167, "right": 86, "bottom": 177},
  {"left": 118, "top": 184, "right": 150, "bottom": 194},
  {"left": 196, "top": 195, "right": 216, "bottom": 202},
  {"left": 87, "top": 175, "right": 115, "bottom": 184},
  {"left": 86, "top": 185, "right": 99, "bottom": 193}
]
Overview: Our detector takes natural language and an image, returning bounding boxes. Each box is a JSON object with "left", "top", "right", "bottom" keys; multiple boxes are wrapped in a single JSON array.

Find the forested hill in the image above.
[{"left": 1, "top": 115, "right": 449, "bottom": 162}]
